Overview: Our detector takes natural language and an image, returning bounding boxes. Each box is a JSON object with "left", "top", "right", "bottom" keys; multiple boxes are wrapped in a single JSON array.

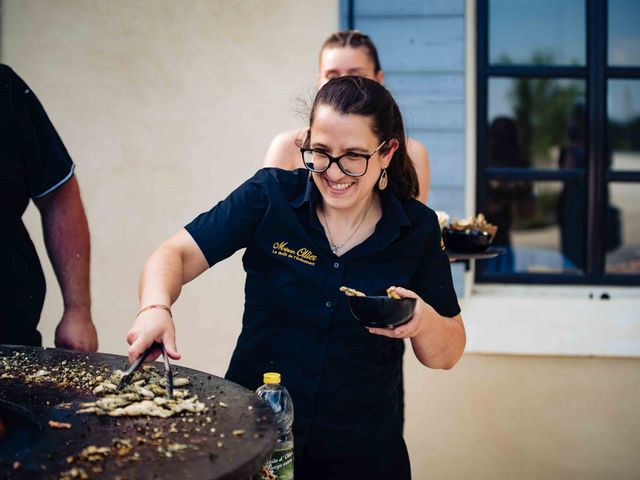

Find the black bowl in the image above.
[
  {"left": 443, "top": 227, "right": 493, "bottom": 253},
  {"left": 347, "top": 296, "right": 417, "bottom": 329}
]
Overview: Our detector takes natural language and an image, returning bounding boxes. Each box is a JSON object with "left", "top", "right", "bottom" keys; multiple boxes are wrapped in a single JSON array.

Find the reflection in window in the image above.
[
  {"left": 489, "top": 0, "right": 584, "bottom": 65},
  {"left": 484, "top": 181, "right": 584, "bottom": 274},
  {"left": 608, "top": 80, "right": 640, "bottom": 171},
  {"left": 609, "top": 0, "right": 640, "bottom": 66},
  {"left": 606, "top": 183, "right": 640, "bottom": 274},
  {"left": 489, "top": 78, "right": 585, "bottom": 169}
]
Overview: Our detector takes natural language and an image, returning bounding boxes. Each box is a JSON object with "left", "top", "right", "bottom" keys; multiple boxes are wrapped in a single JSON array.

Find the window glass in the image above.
[
  {"left": 605, "top": 183, "right": 640, "bottom": 274},
  {"left": 483, "top": 180, "right": 585, "bottom": 274},
  {"left": 609, "top": 0, "right": 640, "bottom": 66},
  {"left": 489, "top": 0, "right": 585, "bottom": 65},
  {"left": 608, "top": 80, "right": 640, "bottom": 171},
  {"left": 488, "top": 78, "right": 586, "bottom": 169}
]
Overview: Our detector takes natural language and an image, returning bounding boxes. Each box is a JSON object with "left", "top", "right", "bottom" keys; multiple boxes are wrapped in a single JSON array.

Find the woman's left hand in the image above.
[{"left": 366, "top": 286, "right": 434, "bottom": 339}]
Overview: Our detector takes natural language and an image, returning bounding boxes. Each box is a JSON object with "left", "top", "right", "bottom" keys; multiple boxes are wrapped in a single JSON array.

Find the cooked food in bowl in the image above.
[
  {"left": 339, "top": 286, "right": 366, "bottom": 297},
  {"left": 443, "top": 213, "right": 497, "bottom": 253},
  {"left": 340, "top": 286, "right": 416, "bottom": 328},
  {"left": 435, "top": 210, "right": 450, "bottom": 230}
]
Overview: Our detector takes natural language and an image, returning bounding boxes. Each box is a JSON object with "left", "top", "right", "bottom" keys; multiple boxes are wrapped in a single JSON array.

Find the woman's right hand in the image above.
[
  {"left": 126, "top": 308, "right": 181, "bottom": 363},
  {"left": 128, "top": 229, "right": 207, "bottom": 365}
]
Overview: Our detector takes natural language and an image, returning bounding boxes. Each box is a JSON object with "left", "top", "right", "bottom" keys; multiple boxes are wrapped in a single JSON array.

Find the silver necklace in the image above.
[{"left": 319, "top": 196, "right": 374, "bottom": 254}]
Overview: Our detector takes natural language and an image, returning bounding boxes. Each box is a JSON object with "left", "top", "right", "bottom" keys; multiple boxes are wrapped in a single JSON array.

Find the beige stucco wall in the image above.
[
  {"left": 404, "top": 352, "right": 640, "bottom": 479},
  {"left": 2, "top": 0, "right": 329, "bottom": 369},
  {"left": 2, "top": 1, "right": 639, "bottom": 479}
]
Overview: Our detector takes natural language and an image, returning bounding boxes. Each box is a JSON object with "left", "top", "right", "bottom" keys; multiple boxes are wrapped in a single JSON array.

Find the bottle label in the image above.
[{"left": 253, "top": 447, "right": 294, "bottom": 480}]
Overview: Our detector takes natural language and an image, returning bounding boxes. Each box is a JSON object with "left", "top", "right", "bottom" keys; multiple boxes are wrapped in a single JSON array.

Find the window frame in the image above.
[{"left": 476, "top": 0, "right": 640, "bottom": 286}]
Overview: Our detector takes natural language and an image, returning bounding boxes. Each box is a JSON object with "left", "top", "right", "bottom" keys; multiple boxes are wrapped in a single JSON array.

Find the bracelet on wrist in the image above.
[{"left": 137, "top": 304, "right": 172, "bottom": 318}]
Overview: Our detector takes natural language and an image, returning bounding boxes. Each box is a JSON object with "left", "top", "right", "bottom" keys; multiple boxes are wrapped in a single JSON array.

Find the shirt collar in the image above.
[
  {"left": 289, "top": 174, "right": 410, "bottom": 223},
  {"left": 379, "top": 186, "right": 411, "bottom": 231},
  {"left": 290, "top": 172, "right": 316, "bottom": 209},
  {"left": 290, "top": 175, "right": 412, "bottom": 256}
]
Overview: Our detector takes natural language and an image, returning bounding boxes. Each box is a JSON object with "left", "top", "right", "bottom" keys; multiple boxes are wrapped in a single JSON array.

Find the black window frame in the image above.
[{"left": 476, "top": 0, "right": 640, "bottom": 286}]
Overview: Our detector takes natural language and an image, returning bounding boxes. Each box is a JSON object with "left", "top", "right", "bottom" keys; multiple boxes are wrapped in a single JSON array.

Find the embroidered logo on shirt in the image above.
[{"left": 272, "top": 241, "right": 317, "bottom": 266}]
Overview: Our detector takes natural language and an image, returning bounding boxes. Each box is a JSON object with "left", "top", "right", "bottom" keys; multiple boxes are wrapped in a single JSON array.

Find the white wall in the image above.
[{"left": 2, "top": 0, "right": 336, "bottom": 373}]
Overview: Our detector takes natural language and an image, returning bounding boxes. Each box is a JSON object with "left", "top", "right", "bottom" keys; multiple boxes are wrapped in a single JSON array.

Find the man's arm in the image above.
[{"left": 34, "top": 175, "right": 98, "bottom": 351}]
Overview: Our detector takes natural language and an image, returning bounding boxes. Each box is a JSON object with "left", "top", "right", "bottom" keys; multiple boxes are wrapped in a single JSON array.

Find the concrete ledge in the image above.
[{"left": 461, "top": 285, "right": 640, "bottom": 357}]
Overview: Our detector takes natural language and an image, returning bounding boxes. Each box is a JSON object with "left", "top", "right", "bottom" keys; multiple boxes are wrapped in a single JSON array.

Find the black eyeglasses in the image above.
[{"left": 300, "top": 141, "right": 386, "bottom": 177}]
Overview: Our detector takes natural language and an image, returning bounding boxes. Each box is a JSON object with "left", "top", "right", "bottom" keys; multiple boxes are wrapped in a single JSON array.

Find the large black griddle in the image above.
[{"left": 0, "top": 345, "right": 276, "bottom": 479}]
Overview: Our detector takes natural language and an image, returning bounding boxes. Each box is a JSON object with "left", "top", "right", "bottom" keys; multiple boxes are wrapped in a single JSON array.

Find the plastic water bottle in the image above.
[{"left": 253, "top": 372, "right": 294, "bottom": 480}]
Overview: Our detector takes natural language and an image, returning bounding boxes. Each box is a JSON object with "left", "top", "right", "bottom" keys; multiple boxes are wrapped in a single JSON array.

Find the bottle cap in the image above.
[{"left": 263, "top": 372, "right": 281, "bottom": 384}]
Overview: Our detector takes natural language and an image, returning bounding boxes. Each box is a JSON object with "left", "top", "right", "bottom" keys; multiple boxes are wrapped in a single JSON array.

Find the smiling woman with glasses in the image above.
[{"left": 127, "top": 76, "right": 464, "bottom": 480}]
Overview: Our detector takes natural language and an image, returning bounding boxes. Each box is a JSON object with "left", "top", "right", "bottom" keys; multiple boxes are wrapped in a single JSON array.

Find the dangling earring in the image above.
[{"left": 378, "top": 168, "right": 388, "bottom": 191}]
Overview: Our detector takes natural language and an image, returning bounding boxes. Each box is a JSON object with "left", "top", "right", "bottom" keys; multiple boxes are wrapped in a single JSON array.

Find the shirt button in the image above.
[
  {"left": 325, "top": 301, "right": 332, "bottom": 308},
  {"left": 333, "top": 262, "right": 340, "bottom": 268}
]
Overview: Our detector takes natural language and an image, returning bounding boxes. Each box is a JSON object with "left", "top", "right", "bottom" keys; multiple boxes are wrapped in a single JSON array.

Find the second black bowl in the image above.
[
  {"left": 443, "top": 227, "right": 493, "bottom": 253},
  {"left": 347, "top": 296, "right": 416, "bottom": 329}
]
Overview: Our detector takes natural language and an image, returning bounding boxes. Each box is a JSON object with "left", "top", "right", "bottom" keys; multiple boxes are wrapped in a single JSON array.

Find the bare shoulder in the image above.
[
  {"left": 263, "top": 129, "right": 306, "bottom": 169},
  {"left": 407, "top": 137, "right": 429, "bottom": 165},
  {"left": 406, "top": 137, "right": 430, "bottom": 204}
]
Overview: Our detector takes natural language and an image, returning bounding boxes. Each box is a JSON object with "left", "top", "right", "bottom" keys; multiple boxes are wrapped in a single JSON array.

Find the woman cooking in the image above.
[{"left": 126, "top": 76, "right": 465, "bottom": 479}]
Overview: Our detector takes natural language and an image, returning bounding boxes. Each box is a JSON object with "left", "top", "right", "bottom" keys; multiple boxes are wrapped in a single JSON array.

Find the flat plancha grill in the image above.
[{"left": 0, "top": 345, "right": 276, "bottom": 479}]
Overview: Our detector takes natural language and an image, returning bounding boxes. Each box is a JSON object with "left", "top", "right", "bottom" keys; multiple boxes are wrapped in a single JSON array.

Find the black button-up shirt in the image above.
[{"left": 185, "top": 168, "right": 460, "bottom": 462}]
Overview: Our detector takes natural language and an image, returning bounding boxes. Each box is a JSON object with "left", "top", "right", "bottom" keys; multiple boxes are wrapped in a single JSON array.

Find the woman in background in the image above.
[{"left": 264, "top": 30, "right": 431, "bottom": 204}]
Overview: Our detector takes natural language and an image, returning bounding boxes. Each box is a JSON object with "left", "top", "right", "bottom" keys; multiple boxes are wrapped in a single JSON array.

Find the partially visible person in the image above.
[
  {"left": 264, "top": 29, "right": 431, "bottom": 204},
  {"left": 484, "top": 116, "right": 533, "bottom": 273},
  {"left": 558, "top": 102, "right": 621, "bottom": 271},
  {"left": 558, "top": 104, "right": 587, "bottom": 270},
  {"left": 0, "top": 64, "right": 98, "bottom": 350}
]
